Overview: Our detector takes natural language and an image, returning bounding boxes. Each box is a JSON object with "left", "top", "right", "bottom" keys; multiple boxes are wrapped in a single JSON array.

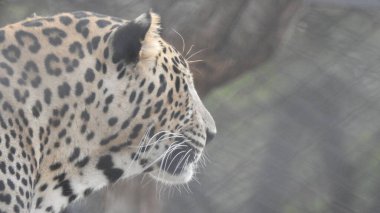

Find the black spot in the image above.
[
  {"left": 2, "top": 45, "right": 21, "bottom": 63},
  {"left": 131, "top": 152, "right": 139, "bottom": 160},
  {"left": 35, "top": 196, "right": 43, "bottom": 208},
  {"left": 59, "top": 16, "right": 72, "bottom": 25},
  {"left": 85, "top": 92, "right": 96, "bottom": 105},
  {"left": 100, "top": 133, "right": 118, "bottom": 145},
  {"left": 16, "top": 195, "right": 24, "bottom": 208},
  {"left": 173, "top": 65, "right": 181, "bottom": 74},
  {"left": 44, "top": 88, "right": 52, "bottom": 105},
  {"left": 54, "top": 180, "right": 73, "bottom": 197},
  {"left": 95, "top": 59, "right": 101, "bottom": 71},
  {"left": 0, "top": 193, "right": 11, "bottom": 204},
  {"left": 96, "top": 155, "right": 123, "bottom": 182},
  {"left": 148, "top": 82, "right": 155, "bottom": 94},
  {"left": 42, "top": 27, "right": 67, "bottom": 46},
  {"left": 96, "top": 155, "right": 113, "bottom": 169},
  {"left": 158, "top": 108, "right": 167, "bottom": 121},
  {"left": 175, "top": 76, "right": 181, "bottom": 92},
  {"left": 62, "top": 57, "right": 79, "bottom": 73},
  {"left": 84, "top": 188, "right": 93, "bottom": 196},
  {"left": 84, "top": 68, "right": 95, "bottom": 82},
  {"left": 131, "top": 107, "right": 140, "bottom": 118},
  {"left": 75, "top": 156, "right": 90, "bottom": 168},
  {"left": 17, "top": 109, "right": 28, "bottom": 127},
  {"left": 91, "top": 36, "right": 101, "bottom": 51},
  {"left": 121, "top": 119, "right": 130, "bottom": 130},
  {"left": 39, "top": 184, "right": 48, "bottom": 192},
  {"left": 136, "top": 91, "right": 144, "bottom": 104},
  {"left": 58, "top": 82, "right": 71, "bottom": 98},
  {"left": 68, "top": 195, "right": 77, "bottom": 203},
  {"left": 60, "top": 104, "right": 69, "bottom": 117},
  {"left": 0, "top": 77, "right": 9, "bottom": 87},
  {"left": 14, "top": 89, "right": 30, "bottom": 104},
  {"left": 87, "top": 41, "right": 93, "bottom": 54},
  {"left": 0, "top": 114, "right": 7, "bottom": 129},
  {"left": 69, "top": 148, "right": 80, "bottom": 162},
  {"left": 49, "top": 162, "right": 62, "bottom": 171},
  {"left": 108, "top": 117, "right": 118, "bottom": 126},
  {"left": 96, "top": 19, "right": 111, "bottom": 28},
  {"left": 0, "top": 62, "right": 14, "bottom": 76},
  {"left": 102, "top": 63, "right": 107, "bottom": 74},
  {"left": 142, "top": 107, "right": 151, "bottom": 119},
  {"left": 129, "top": 91, "right": 136, "bottom": 103},
  {"left": 130, "top": 124, "right": 143, "bottom": 139},
  {"left": 24, "top": 61, "right": 41, "bottom": 88},
  {"left": 75, "top": 82, "right": 83, "bottom": 96},
  {"left": 58, "top": 129, "right": 67, "bottom": 139},
  {"left": 105, "top": 95, "right": 114, "bottom": 105},
  {"left": 0, "top": 162, "right": 5, "bottom": 174},
  {"left": 97, "top": 80, "right": 103, "bottom": 89},
  {"left": 154, "top": 100, "right": 163, "bottom": 113},
  {"left": 143, "top": 166, "right": 154, "bottom": 173},
  {"left": 6, "top": 179, "right": 14, "bottom": 190},
  {"left": 69, "top": 42, "right": 85, "bottom": 59},
  {"left": 0, "top": 181, "right": 4, "bottom": 191},
  {"left": 139, "top": 159, "right": 148, "bottom": 166},
  {"left": 80, "top": 124, "right": 87, "bottom": 134},
  {"left": 45, "top": 54, "right": 62, "bottom": 76},
  {"left": 86, "top": 132, "right": 95, "bottom": 141},
  {"left": 75, "top": 19, "right": 90, "bottom": 38},
  {"left": 167, "top": 88, "right": 173, "bottom": 104},
  {"left": 103, "top": 47, "right": 109, "bottom": 59},
  {"left": 32, "top": 100, "right": 42, "bottom": 118},
  {"left": 15, "top": 30, "right": 41, "bottom": 53},
  {"left": 81, "top": 110, "right": 90, "bottom": 122},
  {"left": 156, "top": 74, "right": 167, "bottom": 97},
  {"left": 103, "top": 168, "right": 123, "bottom": 183},
  {"left": 162, "top": 63, "right": 168, "bottom": 72},
  {"left": 53, "top": 173, "right": 66, "bottom": 182},
  {"left": 103, "top": 31, "right": 112, "bottom": 42}
]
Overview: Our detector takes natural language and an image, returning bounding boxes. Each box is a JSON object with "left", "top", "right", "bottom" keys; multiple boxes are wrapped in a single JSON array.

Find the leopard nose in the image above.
[{"left": 205, "top": 129, "right": 216, "bottom": 145}]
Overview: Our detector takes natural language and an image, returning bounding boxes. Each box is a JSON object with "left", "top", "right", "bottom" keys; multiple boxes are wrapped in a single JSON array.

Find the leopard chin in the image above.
[{"left": 149, "top": 163, "right": 195, "bottom": 184}]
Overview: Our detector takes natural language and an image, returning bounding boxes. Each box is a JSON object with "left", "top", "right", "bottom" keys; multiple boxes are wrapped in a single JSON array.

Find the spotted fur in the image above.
[{"left": 0, "top": 11, "right": 216, "bottom": 213}]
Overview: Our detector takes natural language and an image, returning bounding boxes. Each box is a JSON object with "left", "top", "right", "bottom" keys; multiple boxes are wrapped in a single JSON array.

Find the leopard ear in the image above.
[{"left": 111, "top": 10, "right": 161, "bottom": 64}]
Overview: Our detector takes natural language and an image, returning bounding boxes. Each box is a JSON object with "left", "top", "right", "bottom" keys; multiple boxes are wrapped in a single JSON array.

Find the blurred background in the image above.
[{"left": 2, "top": 0, "right": 380, "bottom": 212}]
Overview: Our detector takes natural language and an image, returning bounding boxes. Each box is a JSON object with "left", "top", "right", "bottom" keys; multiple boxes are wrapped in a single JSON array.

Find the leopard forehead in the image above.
[{"left": 0, "top": 10, "right": 216, "bottom": 213}]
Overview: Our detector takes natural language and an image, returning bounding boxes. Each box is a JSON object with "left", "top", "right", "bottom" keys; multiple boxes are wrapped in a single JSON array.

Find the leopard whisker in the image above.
[
  {"left": 172, "top": 28, "right": 186, "bottom": 53},
  {"left": 186, "top": 48, "right": 207, "bottom": 60},
  {"left": 170, "top": 149, "right": 191, "bottom": 176},
  {"left": 185, "top": 44, "right": 194, "bottom": 57},
  {"left": 188, "top": 60, "right": 204, "bottom": 64}
]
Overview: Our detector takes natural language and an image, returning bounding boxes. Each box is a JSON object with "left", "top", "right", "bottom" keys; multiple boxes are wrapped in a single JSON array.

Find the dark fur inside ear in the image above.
[{"left": 112, "top": 12, "right": 152, "bottom": 64}]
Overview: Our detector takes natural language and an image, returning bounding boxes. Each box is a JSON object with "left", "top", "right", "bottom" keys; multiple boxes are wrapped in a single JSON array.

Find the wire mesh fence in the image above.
[{"left": 162, "top": 5, "right": 380, "bottom": 213}]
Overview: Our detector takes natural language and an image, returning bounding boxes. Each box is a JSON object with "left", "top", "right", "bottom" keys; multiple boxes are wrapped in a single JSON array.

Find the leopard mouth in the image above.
[
  {"left": 158, "top": 142, "right": 197, "bottom": 176},
  {"left": 144, "top": 132, "right": 204, "bottom": 183}
]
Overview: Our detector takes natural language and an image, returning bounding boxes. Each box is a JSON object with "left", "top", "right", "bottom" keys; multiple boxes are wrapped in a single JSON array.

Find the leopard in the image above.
[{"left": 0, "top": 10, "right": 216, "bottom": 213}]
